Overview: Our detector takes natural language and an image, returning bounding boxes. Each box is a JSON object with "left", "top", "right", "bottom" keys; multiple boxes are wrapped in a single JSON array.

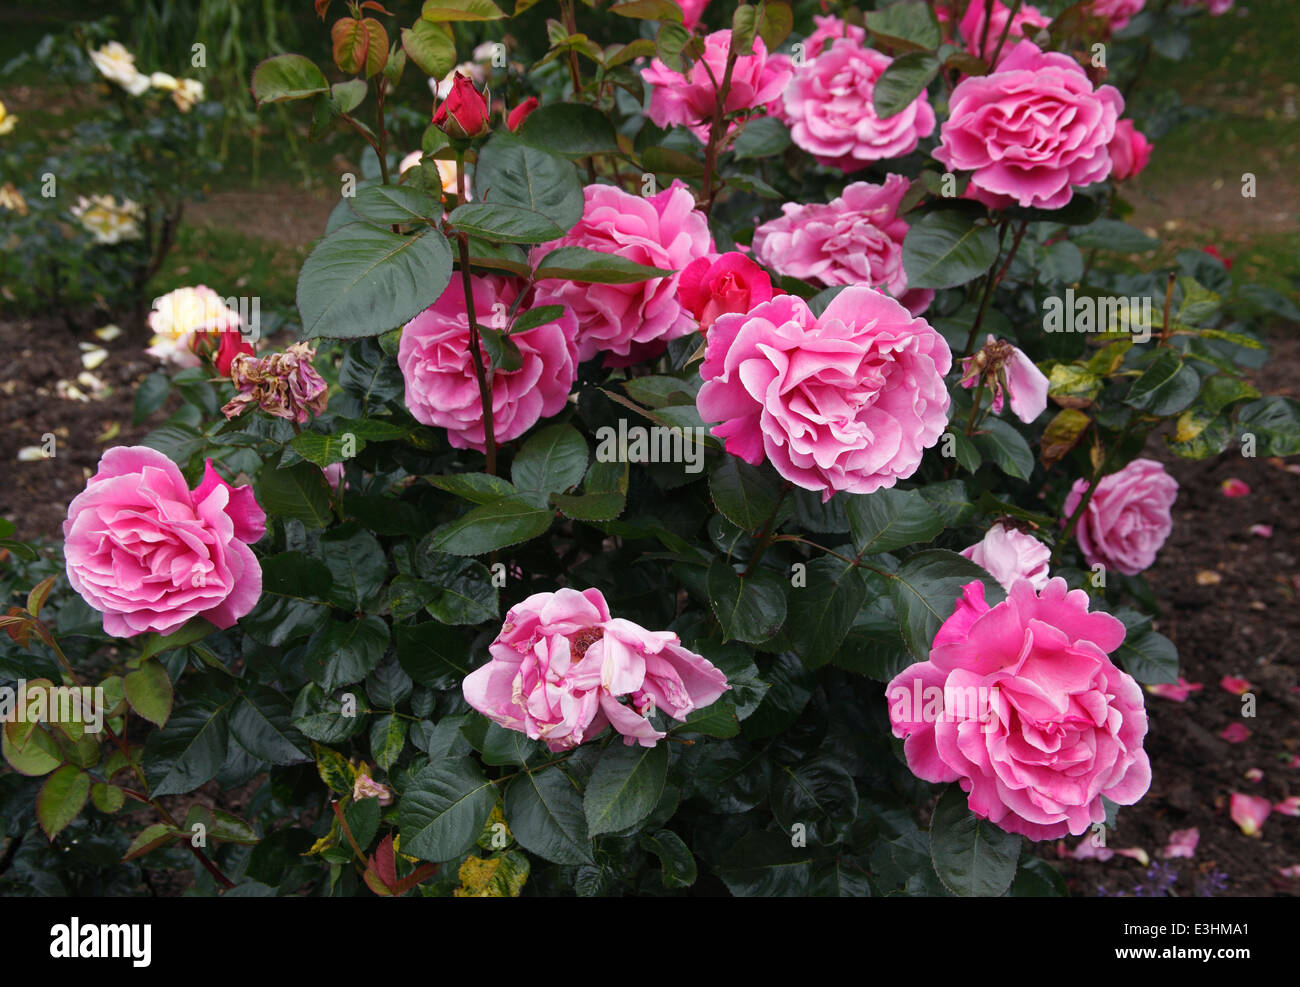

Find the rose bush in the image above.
[{"left": 3, "top": 0, "right": 1299, "bottom": 900}]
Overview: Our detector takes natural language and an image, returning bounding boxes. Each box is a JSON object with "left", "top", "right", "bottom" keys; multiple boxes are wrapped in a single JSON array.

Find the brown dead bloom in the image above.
[{"left": 221, "top": 341, "right": 329, "bottom": 424}]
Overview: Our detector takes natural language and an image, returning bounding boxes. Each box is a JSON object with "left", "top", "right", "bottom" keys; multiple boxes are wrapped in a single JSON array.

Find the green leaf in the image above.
[
  {"left": 138, "top": 618, "right": 216, "bottom": 661},
  {"left": 344, "top": 795, "right": 381, "bottom": 849},
  {"left": 1115, "top": 628, "right": 1178, "bottom": 685},
  {"left": 1124, "top": 350, "right": 1200, "bottom": 417},
  {"left": 91, "top": 782, "right": 126, "bottom": 814},
  {"left": 639, "top": 829, "right": 697, "bottom": 888},
  {"left": 930, "top": 784, "right": 1021, "bottom": 897},
  {"left": 320, "top": 526, "right": 388, "bottom": 610},
  {"left": 396, "top": 622, "right": 472, "bottom": 690},
  {"left": 258, "top": 462, "right": 334, "bottom": 529},
  {"left": 505, "top": 766, "right": 593, "bottom": 865},
  {"left": 36, "top": 765, "right": 90, "bottom": 840},
  {"left": 1070, "top": 219, "right": 1158, "bottom": 253},
  {"left": 972, "top": 417, "right": 1034, "bottom": 480},
  {"left": 889, "top": 550, "right": 1005, "bottom": 659},
  {"left": 251, "top": 54, "right": 329, "bottom": 105},
  {"left": 348, "top": 184, "right": 442, "bottom": 225},
  {"left": 533, "top": 245, "right": 675, "bottom": 284},
  {"left": 314, "top": 742, "right": 354, "bottom": 795},
  {"left": 2, "top": 725, "right": 62, "bottom": 777},
  {"left": 449, "top": 202, "right": 566, "bottom": 244},
  {"left": 916, "top": 479, "right": 975, "bottom": 527},
  {"left": 399, "top": 758, "right": 497, "bottom": 862},
  {"left": 865, "top": 0, "right": 942, "bottom": 51},
  {"left": 402, "top": 19, "right": 457, "bottom": 77},
  {"left": 609, "top": 0, "right": 683, "bottom": 21},
  {"left": 676, "top": 700, "right": 740, "bottom": 738},
  {"left": 369, "top": 714, "right": 407, "bottom": 772},
  {"left": 846, "top": 487, "right": 944, "bottom": 555},
  {"left": 872, "top": 51, "right": 940, "bottom": 119},
  {"left": 511, "top": 305, "right": 567, "bottom": 334},
  {"left": 143, "top": 699, "right": 229, "bottom": 797},
  {"left": 785, "top": 557, "right": 867, "bottom": 669},
  {"left": 709, "top": 457, "right": 785, "bottom": 531},
  {"left": 229, "top": 685, "right": 310, "bottom": 765},
  {"left": 292, "top": 684, "right": 369, "bottom": 744},
  {"left": 330, "top": 79, "right": 367, "bottom": 114},
  {"left": 297, "top": 223, "right": 453, "bottom": 340},
  {"left": 583, "top": 741, "right": 668, "bottom": 838},
  {"left": 133, "top": 371, "right": 171, "bottom": 425},
  {"left": 305, "top": 616, "right": 390, "bottom": 690},
  {"left": 123, "top": 658, "right": 173, "bottom": 728},
  {"left": 417, "top": 553, "right": 499, "bottom": 624},
  {"left": 731, "top": 116, "right": 790, "bottom": 158},
  {"left": 707, "top": 559, "right": 788, "bottom": 645},
  {"left": 511, "top": 424, "right": 589, "bottom": 507},
  {"left": 422, "top": 0, "right": 505, "bottom": 18},
  {"left": 902, "top": 209, "right": 1000, "bottom": 290},
  {"left": 516, "top": 103, "right": 619, "bottom": 158},
  {"left": 772, "top": 758, "right": 859, "bottom": 844},
  {"left": 474, "top": 132, "right": 583, "bottom": 230},
  {"left": 717, "top": 831, "right": 818, "bottom": 896},
  {"left": 122, "top": 823, "right": 180, "bottom": 861},
  {"left": 551, "top": 458, "right": 628, "bottom": 522},
  {"left": 1236, "top": 397, "right": 1300, "bottom": 456},
  {"left": 426, "top": 472, "right": 519, "bottom": 505},
  {"left": 426, "top": 497, "right": 554, "bottom": 555}
]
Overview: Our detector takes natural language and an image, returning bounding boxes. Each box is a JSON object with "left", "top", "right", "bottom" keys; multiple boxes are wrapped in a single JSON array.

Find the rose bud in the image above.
[
  {"left": 507, "top": 96, "right": 539, "bottom": 132},
  {"left": 433, "top": 72, "right": 490, "bottom": 140},
  {"left": 211, "top": 331, "right": 255, "bottom": 377}
]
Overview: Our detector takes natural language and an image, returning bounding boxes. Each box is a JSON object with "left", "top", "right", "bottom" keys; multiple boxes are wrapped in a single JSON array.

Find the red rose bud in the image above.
[
  {"left": 433, "top": 73, "right": 490, "bottom": 140},
  {"left": 214, "top": 331, "right": 255, "bottom": 377},
  {"left": 507, "top": 97, "right": 539, "bottom": 133}
]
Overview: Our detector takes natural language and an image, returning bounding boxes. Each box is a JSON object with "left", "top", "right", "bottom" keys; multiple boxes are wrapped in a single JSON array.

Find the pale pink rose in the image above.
[
  {"left": 751, "top": 175, "right": 933, "bottom": 315},
  {"left": 1108, "top": 119, "right": 1153, "bottom": 181},
  {"left": 1230, "top": 792, "right": 1271, "bottom": 836},
  {"left": 532, "top": 182, "right": 713, "bottom": 365},
  {"left": 63, "top": 447, "right": 265, "bottom": 638},
  {"left": 887, "top": 578, "right": 1150, "bottom": 841},
  {"left": 675, "top": 0, "right": 710, "bottom": 30},
  {"left": 960, "top": 335, "right": 1049, "bottom": 423},
  {"left": 697, "top": 287, "right": 951, "bottom": 500},
  {"left": 462, "top": 588, "right": 729, "bottom": 751},
  {"left": 1145, "top": 677, "right": 1202, "bottom": 702},
  {"left": 678, "top": 253, "right": 775, "bottom": 333},
  {"left": 1162, "top": 827, "right": 1199, "bottom": 859},
  {"left": 781, "top": 39, "right": 935, "bottom": 172},
  {"left": 322, "top": 463, "right": 347, "bottom": 495},
  {"left": 934, "top": 41, "right": 1124, "bottom": 210},
  {"left": 398, "top": 275, "right": 577, "bottom": 452},
  {"left": 1089, "top": 0, "right": 1147, "bottom": 31},
  {"left": 1063, "top": 458, "right": 1177, "bottom": 575},
  {"left": 959, "top": 0, "right": 1051, "bottom": 65},
  {"left": 803, "top": 14, "right": 867, "bottom": 56},
  {"left": 642, "top": 30, "right": 792, "bottom": 143},
  {"left": 960, "top": 523, "right": 1051, "bottom": 591}
]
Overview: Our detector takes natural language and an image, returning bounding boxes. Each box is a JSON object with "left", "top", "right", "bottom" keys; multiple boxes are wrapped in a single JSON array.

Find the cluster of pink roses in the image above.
[{"left": 462, "top": 588, "right": 729, "bottom": 750}]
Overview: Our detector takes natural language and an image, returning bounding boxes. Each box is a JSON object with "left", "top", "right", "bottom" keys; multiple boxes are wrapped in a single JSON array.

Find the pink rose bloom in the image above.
[
  {"left": 960, "top": 523, "right": 1051, "bottom": 591},
  {"left": 642, "top": 30, "right": 792, "bottom": 143},
  {"left": 934, "top": 41, "right": 1124, "bottom": 210},
  {"left": 959, "top": 0, "right": 1051, "bottom": 65},
  {"left": 63, "top": 446, "right": 265, "bottom": 638},
  {"left": 1089, "top": 0, "right": 1146, "bottom": 31},
  {"left": 781, "top": 39, "right": 935, "bottom": 172},
  {"left": 751, "top": 175, "right": 933, "bottom": 316},
  {"left": 697, "top": 287, "right": 951, "bottom": 500},
  {"left": 462, "top": 588, "right": 729, "bottom": 751},
  {"left": 678, "top": 253, "right": 775, "bottom": 333},
  {"left": 675, "top": 0, "right": 709, "bottom": 30},
  {"left": 1108, "top": 119, "right": 1153, "bottom": 181},
  {"left": 960, "top": 335, "right": 1049, "bottom": 423},
  {"left": 803, "top": 14, "right": 867, "bottom": 56},
  {"left": 1063, "top": 458, "right": 1177, "bottom": 576},
  {"left": 532, "top": 182, "right": 713, "bottom": 365},
  {"left": 398, "top": 275, "right": 577, "bottom": 452},
  {"left": 887, "top": 578, "right": 1151, "bottom": 841}
]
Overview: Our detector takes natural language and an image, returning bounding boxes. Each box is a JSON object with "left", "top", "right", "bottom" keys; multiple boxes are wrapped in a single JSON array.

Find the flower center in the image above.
[{"left": 569, "top": 627, "right": 603, "bottom": 661}]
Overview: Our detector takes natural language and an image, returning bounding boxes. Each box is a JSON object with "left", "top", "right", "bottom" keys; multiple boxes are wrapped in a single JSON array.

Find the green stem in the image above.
[{"left": 456, "top": 150, "right": 498, "bottom": 475}]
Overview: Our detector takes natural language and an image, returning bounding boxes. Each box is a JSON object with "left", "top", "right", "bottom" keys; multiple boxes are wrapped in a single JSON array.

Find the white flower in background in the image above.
[
  {"left": 0, "top": 99, "right": 17, "bottom": 135},
  {"left": 90, "top": 41, "right": 150, "bottom": 96},
  {"left": 70, "top": 195, "right": 144, "bottom": 244},
  {"left": 398, "top": 150, "right": 423, "bottom": 174},
  {"left": 146, "top": 285, "right": 242, "bottom": 368},
  {"left": 431, "top": 61, "right": 487, "bottom": 99},
  {"left": 399, "top": 149, "right": 465, "bottom": 200},
  {"left": 172, "top": 79, "right": 204, "bottom": 113},
  {"left": 149, "top": 71, "right": 178, "bottom": 91}
]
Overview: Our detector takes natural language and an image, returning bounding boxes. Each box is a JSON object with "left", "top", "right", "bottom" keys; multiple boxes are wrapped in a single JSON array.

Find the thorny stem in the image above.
[
  {"left": 988, "top": 0, "right": 1023, "bottom": 67},
  {"left": 1160, "top": 270, "right": 1176, "bottom": 345},
  {"left": 560, "top": 0, "right": 598, "bottom": 185},
  {"left": 699, "top": 38, "right": 740, "bottom": 219},
  {"left": 456, "top": 149, "right": 498, "bottom": 475},
  {"left": 376, "top": 79, "right": 391, "bottom": 186},
  {"left": 965, "top": 379, "right": 987, "bottom": 436},
  {"left": 742, "top": 483, "right": 793, "bottom": 578},
  {"left": 963, "top": 219, "right": 1028, "bottom": 358},
  {"left": 1053, "top": 418, "right": 1138, "bottom": 565},
  {"left": 771, "top": 535, "right": 858, "bottom": 568}
]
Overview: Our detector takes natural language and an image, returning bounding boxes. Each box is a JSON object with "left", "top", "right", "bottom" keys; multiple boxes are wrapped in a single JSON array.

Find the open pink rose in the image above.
[
  {"left": 678, "top": 253, "right": 775, "bottom": 333},
  {"left": 1063, "top": 457, "right": 1177, "bottom": 575},
  {"left": 803, "top": 14, "right": 867, "bottom": 56},
  {"left": 959, "top": 0, "right": 1051, "bottom": 65},
  {"left": 63, "top": 446, "right": 265, "bottom": 638},
  {"left": 1108, "top": 119, "right": 1153, "bottom": 181},
  {"left": 960, "top": 335, "right": 1049, "bottom": 423},
  {"left": 642, "top": 30, "right": 792, "bottom": 143},
  {"left": 674, "top": 0, "right": 710, "bottom": 30},
  {"left": 960, "top": 523, "right": 1051, "bottom": 591},
  {"left": 781, "top": 39, "right": 935, "bottom": 172},
  {"left": 697, "top": 287, "right": 951, "bottom": 500},
  {"left": 532, "top": 181, "right": 713, "bottom": 365},
  {"left": 1089, "top": 0, "right": 1147, "bottom": 31},
  {"left": 888, "top": 578, "right": 1150, "bottom": 841},
  {"left": 398, "top": 275, "right": 577, "bottom": 452},
  {"left": 934, "top": 41, "right": 1124, "bottom": 210},
  {"left": 752, "top": 175, "right": 933, "bottom": 315},
  {"left": 462, "top": 588, "right": 729, "bottom": 751}
]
